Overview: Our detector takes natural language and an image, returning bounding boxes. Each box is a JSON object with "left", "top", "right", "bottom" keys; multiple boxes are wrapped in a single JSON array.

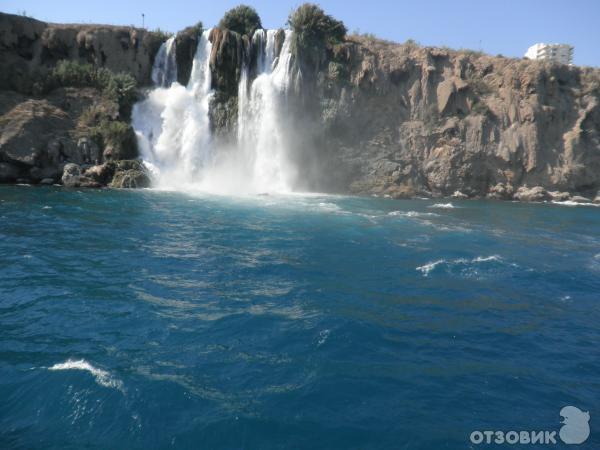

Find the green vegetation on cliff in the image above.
[
  {"left": 40, "top": 60, "right": 138, "bottom": 118},
  {"left": 288, "top": 3, "right": 347, "bottom": 69},
  {"left": 218, "top": 5, "right": 262, "bottom": 36}
]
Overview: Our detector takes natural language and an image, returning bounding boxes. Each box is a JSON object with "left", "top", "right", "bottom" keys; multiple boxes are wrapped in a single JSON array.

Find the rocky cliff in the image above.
[
  {"left": 0, "top": 12, "right": 161, "bottom": 186},
  {"left": 304, "top": 36, "right": 600, "bottom": 201}
]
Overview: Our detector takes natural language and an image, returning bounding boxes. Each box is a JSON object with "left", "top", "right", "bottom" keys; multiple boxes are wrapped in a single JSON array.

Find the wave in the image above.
[
  {"left": 317, "top": 202, "right": 342, "bottom": 212},
  {"left": 551, "top": 200, "right": 599, "bottom": 208},
  {"left": 48, "top": 359, "right": 124, "bottom": 391},
  {"left": 388, "top": 210, "right": 440, "bottom": 218},
  {"left": 416, "top": 255, "right": 508, "bottom": 277},
  {"left": 429, "top": 203, "right": 455, "bottom": 209}
]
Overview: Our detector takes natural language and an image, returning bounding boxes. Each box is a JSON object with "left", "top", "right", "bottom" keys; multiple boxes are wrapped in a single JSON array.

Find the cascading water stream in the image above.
[
  {"left": 151, "top": 37, "right": 178, "bottom": 87},
  {"left": 132, "top": 30, "right": 214, "bottom": 188},
  {"left": 236, "top": 30, "right": 295, "bottom": 193},
  {"left": 132, "top": 28, "right": 295, "bottom": 194}
]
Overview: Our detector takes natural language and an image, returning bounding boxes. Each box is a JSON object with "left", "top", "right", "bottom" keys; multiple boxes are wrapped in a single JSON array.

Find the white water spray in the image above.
[
  {"left": 133, "top": 30, "right": 213, "bottom": 188},
  {"left": 133, "top": 29, "right": 295, "bottom": 194}
]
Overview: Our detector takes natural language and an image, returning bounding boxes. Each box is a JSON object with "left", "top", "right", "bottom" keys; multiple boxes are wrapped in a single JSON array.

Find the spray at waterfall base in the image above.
[{"left": 133, "top": 29, "right": 308, "bottom": 195}]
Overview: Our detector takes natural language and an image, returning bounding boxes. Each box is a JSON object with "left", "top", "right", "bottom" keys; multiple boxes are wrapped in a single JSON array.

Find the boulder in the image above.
[
  {"left": 84, "top": 162, "right": 116, "bottom": 185},
  {"left": 61, "top": 163, "right": 82, "bottom": 187},
  {"left": 0, "top": 99, "right": 69, "bottom": 166},
  {"left": 451, "top": 190, "right": 468, "bottom": 199},
  {"left": 109, "top": 160, "right": 151, "bottom": 188},
  {"left": 570, "top": 195, "right": 591, "bottom": 203},
  {"left": 513, "top": 186, "right": 550, "bottom": 202},
  {"left": 487, "top": 183, "right": 514, "bottom": 200},
  {"left": 0, "top": 162, "right": 20, "bottom": 182},
  {"left": 548, "top": 191, "right": 571, "bottom": 202},
  {"left": 61, "top": 163, "right": 101, "bottom": 188}
]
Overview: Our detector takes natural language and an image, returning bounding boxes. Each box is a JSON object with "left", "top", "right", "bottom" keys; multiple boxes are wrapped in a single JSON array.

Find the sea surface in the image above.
[{"left": 0, "top": 186, "right": 598, "bottom": 449}]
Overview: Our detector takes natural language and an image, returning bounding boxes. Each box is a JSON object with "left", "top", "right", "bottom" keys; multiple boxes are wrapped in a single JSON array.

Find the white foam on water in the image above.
[
  {"left": 317, "top": 202, "right": 342, "bottom": 212},
  {"left": 317, "top": 329, "right": 330, "bottom": 347},
  {"left": 429, "top": 203, "right": 455, "bottom": 209},
  {"left": 48, "top": 359, "right": 124, "bottom": 391},
  {"left": 388, "top": 210, "right": 439, "bottom": 217},
  {"left": 551, "top": 200, "right": 599, "bottom": 207},
  {"left": 416, "top": 255, "right": 507, "bottom": 277},
  {"left": 416, "top": 260, "right": 446, "bottom": 276}
]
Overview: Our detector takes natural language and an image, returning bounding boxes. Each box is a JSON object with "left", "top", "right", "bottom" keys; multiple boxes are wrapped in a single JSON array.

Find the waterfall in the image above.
[
  {"left": 151, "top": 37, "right": 178, "bottom": 87},
  {"left": 235, "top": 30, "right": 295, "bottom": 193},
  {"left": 132, "top": 28, "right": 295, "bottom": 194},
  {"left": 132, "top": 30, "right": 213, "bottom": 188}
]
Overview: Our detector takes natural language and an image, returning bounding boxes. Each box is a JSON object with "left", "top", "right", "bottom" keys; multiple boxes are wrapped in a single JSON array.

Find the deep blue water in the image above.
[{"left": 0, "top": 186, "right": 598, "bottom": 449}]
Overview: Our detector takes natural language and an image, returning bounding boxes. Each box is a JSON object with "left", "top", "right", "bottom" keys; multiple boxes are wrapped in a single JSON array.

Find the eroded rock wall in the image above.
[
  {"left": 0, "top": 12, "right": 163, "bottom": 92},
  {"left": 305, "top": 37, "right": 600, "bottom": 199}
]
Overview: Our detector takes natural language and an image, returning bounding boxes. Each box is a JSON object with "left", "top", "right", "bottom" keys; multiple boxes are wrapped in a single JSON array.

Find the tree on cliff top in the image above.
[
  {"left": 218, "top": 5, "right": 262, "bottom": 36},
  {"left": 287, "top": 3, "right": 346, "bottom": 73},
  {"left": 288, "top": 3, "right": 346, "bottom": 52}
]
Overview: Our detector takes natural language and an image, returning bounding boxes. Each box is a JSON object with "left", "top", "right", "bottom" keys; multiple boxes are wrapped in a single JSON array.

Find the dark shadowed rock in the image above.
[
  {"left": 0, "top": 162, "right": 20, "bottom": 182},
  {"left": 175, "top": 24, "right": 202, "bottom": 86}
]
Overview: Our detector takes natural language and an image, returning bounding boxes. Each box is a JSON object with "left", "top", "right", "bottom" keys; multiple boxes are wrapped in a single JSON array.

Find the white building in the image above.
[{"left": 525, "top": 43, "right": 574, "bottom": 65}]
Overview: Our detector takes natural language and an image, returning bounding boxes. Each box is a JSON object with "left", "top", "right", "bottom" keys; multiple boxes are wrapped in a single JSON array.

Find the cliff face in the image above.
[
  {"left": 0, "top": 12, "right": 162, "bottom": 91},
  {"left": 304, "top": 37, "right": 600, "bottom": 199},
  {"left": 0, "top": 12, "right": 160, "bottom": 186}
]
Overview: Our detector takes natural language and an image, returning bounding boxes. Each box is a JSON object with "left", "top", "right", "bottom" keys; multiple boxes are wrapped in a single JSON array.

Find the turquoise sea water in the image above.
[{"left": 0, "top": 186, "right": 598, "bottom": 449}]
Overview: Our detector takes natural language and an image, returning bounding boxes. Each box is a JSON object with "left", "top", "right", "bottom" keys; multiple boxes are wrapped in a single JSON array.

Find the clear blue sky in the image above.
[{"left": 3, "top": 0, "right": 599, "bottom": 67}]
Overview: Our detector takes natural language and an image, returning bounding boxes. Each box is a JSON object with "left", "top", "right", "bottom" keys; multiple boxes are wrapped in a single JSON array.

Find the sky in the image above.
[{"left": 2, "top": 0, "right": 599, "bottom": 67}]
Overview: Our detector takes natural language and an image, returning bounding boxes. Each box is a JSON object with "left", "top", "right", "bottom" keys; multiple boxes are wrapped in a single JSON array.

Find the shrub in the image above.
[
  {"left": 78, "top": 105, "right": 106, "bottom": 130},
  {"left": 52, "top": 60, "right": 96, "bottom": 86},
  {"left": 45, "top": 60, "right": 138, "bottom": 117},
  {"left": 218, "top": 5, "right": 262, "bottom": 36},
  {"left": 89, "top": 120, "right": 138, "bottom": 160},
  {"left": 288, "top": 3, "right": 347, "bottom": 77},
  {"left": 288, "top": 3, "right": 346, "bottom": 50},
  {"left": 404, "top": 39, "right": 420, "bottom": 49},
  {"left": 102, "top": 72, "right": 138, "bottom": 115}
]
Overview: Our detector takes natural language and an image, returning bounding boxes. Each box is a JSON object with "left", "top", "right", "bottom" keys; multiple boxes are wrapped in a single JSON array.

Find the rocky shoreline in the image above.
[{"left": 1, "top": 8, "right": 599, "bottom": 202}]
